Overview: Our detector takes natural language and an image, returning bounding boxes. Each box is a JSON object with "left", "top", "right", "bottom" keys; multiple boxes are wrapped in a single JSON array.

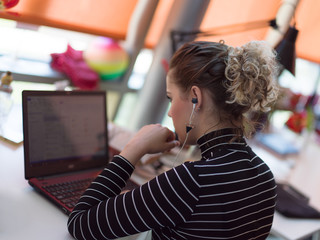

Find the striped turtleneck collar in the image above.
[{"left": 196, "top": 128, "right": 246, "bottom": 159}]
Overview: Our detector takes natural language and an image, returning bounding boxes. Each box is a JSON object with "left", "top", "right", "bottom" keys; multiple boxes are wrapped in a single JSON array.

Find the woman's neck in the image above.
[
  {"left": 194, "top": 109, "right": 240, "bottom": 140},
  {"left": 200, "top": 121, "right": 236, "bottom": 137}
]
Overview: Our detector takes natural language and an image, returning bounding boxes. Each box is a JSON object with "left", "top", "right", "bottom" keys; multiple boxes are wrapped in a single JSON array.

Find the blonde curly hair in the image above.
[
  {"left": 225, "top": 41, "right": 279, "bottom": 113},
  {"left": 169, "top": 40, "right": 279, "bottom": 138}
]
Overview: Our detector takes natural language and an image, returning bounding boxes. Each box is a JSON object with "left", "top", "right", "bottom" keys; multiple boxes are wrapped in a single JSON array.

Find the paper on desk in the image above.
[
  {"left": 0, "top": 103, "right": 23, "bottom": 145},
  {"left": 255, "top": 132, "right": 300, "bottom": 156}
]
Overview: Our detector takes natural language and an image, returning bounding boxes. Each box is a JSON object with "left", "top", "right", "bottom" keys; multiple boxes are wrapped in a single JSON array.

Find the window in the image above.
[{"left": 0, "top": 19, "right": 153, "bottom": 126}]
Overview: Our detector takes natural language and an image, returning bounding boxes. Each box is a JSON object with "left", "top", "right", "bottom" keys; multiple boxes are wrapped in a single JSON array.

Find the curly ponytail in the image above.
[{"left": 225, "top": 41, "right": 279, "bottom": 113}]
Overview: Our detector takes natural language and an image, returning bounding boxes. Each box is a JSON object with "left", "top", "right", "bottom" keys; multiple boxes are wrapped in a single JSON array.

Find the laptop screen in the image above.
[{"left": 22, "top": 90, "right": 109, "bottom": 179}]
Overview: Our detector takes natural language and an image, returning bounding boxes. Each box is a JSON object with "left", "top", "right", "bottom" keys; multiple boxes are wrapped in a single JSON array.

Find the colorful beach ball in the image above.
[{"left": 84, "top": 37, "right": 129, "bottom": 81}]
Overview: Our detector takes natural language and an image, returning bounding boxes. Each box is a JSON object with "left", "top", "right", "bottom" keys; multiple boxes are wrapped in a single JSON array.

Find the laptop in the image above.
[{"left": 22, "top": 90, "right": 136, "bottom": 215}]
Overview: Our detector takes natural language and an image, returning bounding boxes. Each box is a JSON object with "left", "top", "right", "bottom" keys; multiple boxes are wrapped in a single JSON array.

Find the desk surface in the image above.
[
  {"left": 0, "top": 141, "right": 72, "bottom": 240},
  {"left": 1, "top": 128, "right": 320, "bottom": 240},
  {"left": 252, "top": 131, "right": 320, "bottom": 240}
]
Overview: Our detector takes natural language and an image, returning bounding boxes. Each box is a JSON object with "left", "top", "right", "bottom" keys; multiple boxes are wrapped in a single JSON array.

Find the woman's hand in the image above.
[{"left": 120, "top": 124, "right": 180, "bottom": 166}]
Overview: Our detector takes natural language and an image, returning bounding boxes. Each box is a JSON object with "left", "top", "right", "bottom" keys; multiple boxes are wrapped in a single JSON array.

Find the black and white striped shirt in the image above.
[{"left": 68, "top": 128, "right": 277, "bottom": 239}]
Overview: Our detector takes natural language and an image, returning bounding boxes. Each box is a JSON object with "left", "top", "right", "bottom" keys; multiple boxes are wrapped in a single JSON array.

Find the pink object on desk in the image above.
[
  {"left": 0, "top": 0, "right": 19, "bottom": 9},
  {"left": 51, "top": 45, "right": 100, "bottom": 90}
]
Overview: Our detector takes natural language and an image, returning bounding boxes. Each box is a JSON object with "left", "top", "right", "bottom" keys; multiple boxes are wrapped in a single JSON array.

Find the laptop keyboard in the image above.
[
  {"left": 43, "top": 178, "right": 140, "bottom": 210},
  {"left": 43, "top": 178, "right": 94, "bottom": 209}
]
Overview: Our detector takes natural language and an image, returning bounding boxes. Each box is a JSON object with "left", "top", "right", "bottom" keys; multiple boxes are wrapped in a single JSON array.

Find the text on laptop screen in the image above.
[{"left": 26, "top": 94, "right": 107, "bottom": 164}]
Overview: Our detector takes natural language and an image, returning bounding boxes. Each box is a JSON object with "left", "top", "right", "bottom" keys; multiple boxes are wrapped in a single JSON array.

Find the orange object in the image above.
[
  {"left": 286, "top": 112, "right": 307, "bottom": 134},
  {"left": 0, "top": 0, "right": 319, "bottom": 64}
]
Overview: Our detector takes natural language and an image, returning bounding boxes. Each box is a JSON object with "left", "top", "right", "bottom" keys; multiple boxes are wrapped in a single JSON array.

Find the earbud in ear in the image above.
[
  {"left": 192, "top": 98, "right": 198, "bottom": 104},
  {"left": 186, "top": 98, "right": 198, "bottom": 133}
]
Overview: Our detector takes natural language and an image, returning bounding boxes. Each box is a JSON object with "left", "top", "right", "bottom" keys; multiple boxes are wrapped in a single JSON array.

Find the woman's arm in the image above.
[
  {"left": 67, "top": 124, "right": 192, "bottom": 239},
  {"left": 67, "top": 156, "right": 199, "bottom": 240}
]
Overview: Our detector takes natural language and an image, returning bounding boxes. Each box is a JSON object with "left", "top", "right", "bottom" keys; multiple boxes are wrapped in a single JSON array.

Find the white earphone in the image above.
[
  {"left": 186, "top": 97, "right": 198, "bottom": 133},
  {"left": 172, "top": 97, "right": 198, "bottom": 167}
]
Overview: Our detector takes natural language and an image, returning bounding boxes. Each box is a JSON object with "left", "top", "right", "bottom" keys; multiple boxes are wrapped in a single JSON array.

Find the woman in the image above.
[{"left": 68, "top": 40, "right": 279, "bottom": 239}]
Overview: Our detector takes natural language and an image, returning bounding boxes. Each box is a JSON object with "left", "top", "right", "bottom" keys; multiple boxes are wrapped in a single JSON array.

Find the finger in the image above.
[
  {"left": 164, "top": 140, "right": 180, "bottom": 151},
  {"left": 165, "top": 129, "right": 176, "bottom": 142}
]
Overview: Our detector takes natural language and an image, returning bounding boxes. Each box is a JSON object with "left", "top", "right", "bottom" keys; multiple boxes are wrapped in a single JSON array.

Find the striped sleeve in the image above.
[{"left": 67, "top": 157, "right": 200, "bottom": 240}]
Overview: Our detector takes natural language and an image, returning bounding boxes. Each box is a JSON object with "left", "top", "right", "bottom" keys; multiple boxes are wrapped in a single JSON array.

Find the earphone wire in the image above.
[
  {"left": 172, "top": 130, "right": 190, "bottom": 168},
  {"left": 188, "top": 103, "right": 196, "bottom": 126},
  {"left": 172, "top": 102, "right": 196, "bottom": 168}
]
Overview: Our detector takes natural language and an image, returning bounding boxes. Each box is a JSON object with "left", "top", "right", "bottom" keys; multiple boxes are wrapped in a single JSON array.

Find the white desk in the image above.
[
  {"left": 252, "top": 131, "right": 320, "bottom": 240},
  {"left": 0, "top": 140, "right": 73, "bottom": 240},
  {"left": 1, "top": 128, "right": 320, "bottom": 240},
  {"left": 0, "top": 131, "right": 149, "bottom": 240}
]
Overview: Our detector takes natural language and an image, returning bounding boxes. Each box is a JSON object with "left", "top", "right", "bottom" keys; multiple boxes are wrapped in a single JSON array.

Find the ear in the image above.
[{"left": 190, "top": 86, "right": 202, "bottom": 110}]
